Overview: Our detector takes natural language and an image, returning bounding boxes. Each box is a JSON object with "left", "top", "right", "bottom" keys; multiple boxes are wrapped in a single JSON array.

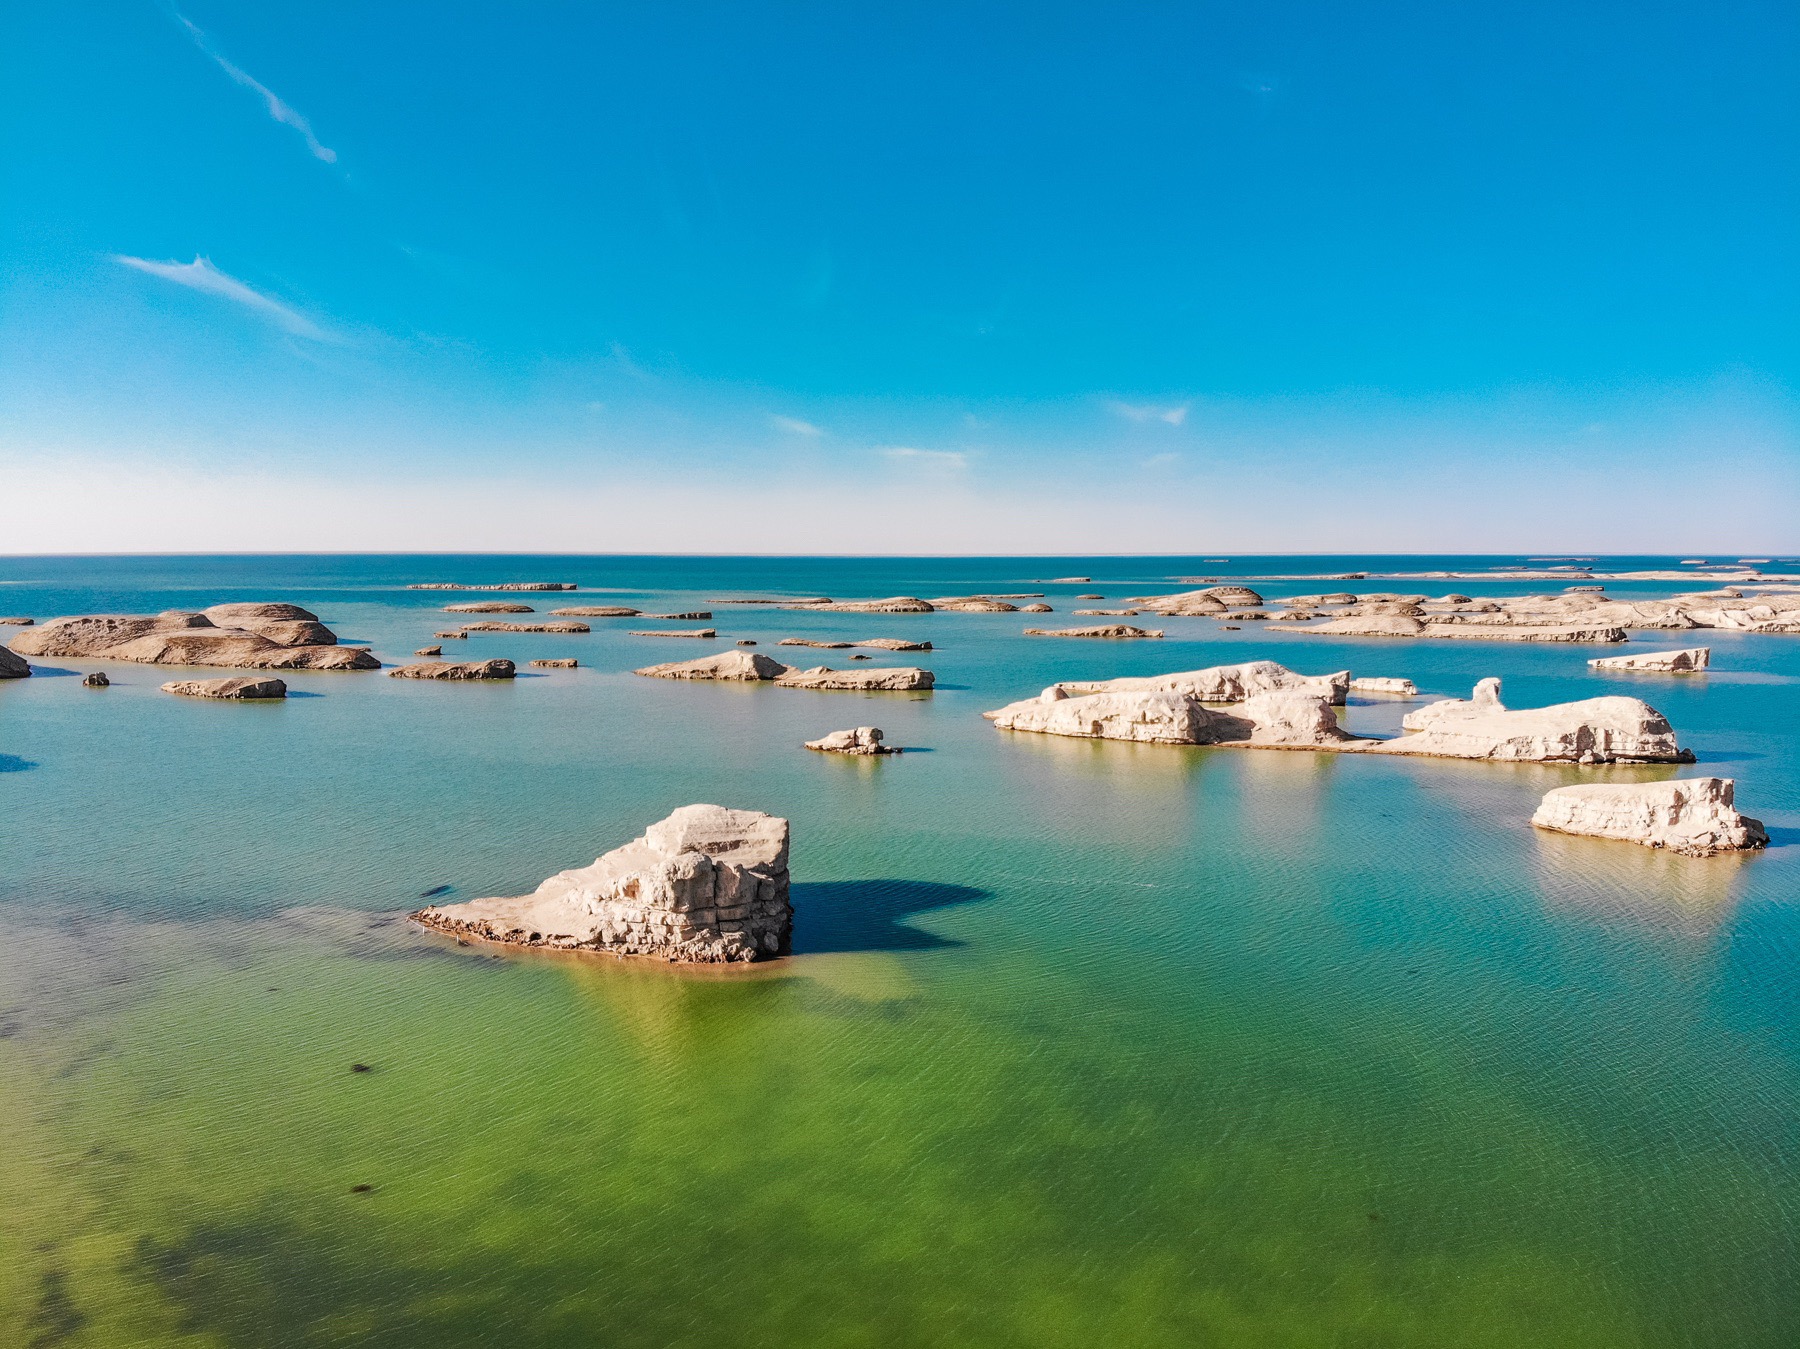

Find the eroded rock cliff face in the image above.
[
  {"left": 414, "top": 804, "right": 792, "bottom": 963},
  {"left": 10, "top": 610, "right": 378, "bottom": 671},
  {"left": 1589, "top": 648, "right": 1710, "bottom": 673},
  {"left": 161, "top": 676, "right": 288, "bottom": 700},
  {"left": 1531, "top": 778, "right": 1767, "bottom": 855}
]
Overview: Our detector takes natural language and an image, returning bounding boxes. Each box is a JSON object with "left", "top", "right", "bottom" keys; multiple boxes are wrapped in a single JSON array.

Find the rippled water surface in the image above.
[{"left": 2, "top": 555, "right": 1797, "bottom": 1347}]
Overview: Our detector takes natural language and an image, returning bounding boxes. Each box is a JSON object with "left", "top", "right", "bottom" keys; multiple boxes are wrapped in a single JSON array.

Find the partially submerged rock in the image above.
[
  {"left": 550, "top": 606, "right": 641, "bottom": 617},
  {"left": 1020, "top": 603, "right": 1054, "bottom": 613},
  {"left": 413, "top": 804, "right": 791, "bottom": 962},
  {"left": 1378, "top": 680, "right": 1689, "bottom": 763},
  {"left": 411, "top": 582, "right": 575, "bottom": 591},
  {"left": 787, "top": 597, "right": 934, "bottom": 613},
  {"left": 1349, "top": 677, "right": 1417, "bottom": 696},
  {"left": 433, "top": 631, "right": 469, "bottom": 639},
  {"left": 776, "top": 665, "right": 934, "bottom": 691},
  {"left": 459, "top": 621, "right": 591, "bottom": 633},
  {"left": 1589, "top": 647, "right": 1711, "bottom": 673},
  {"left": 650, "top": 611, "right": 712, "bottom": 621},
  {"left": 82, "top": 671, "right": 108, "bottom": 687},
  {"left": 805, "top": 726, "right": 898, "bottom": 755},
  {"left": 636, "top": 651, "right": 790, "bottom": 681},
  {"left": 162, "top": 676, "right": 287, "bottom": 700},
  {"left": 388, "top": 660, "right": 516, "bottom": 680},
  {"left": 11, "top": 610, "right": 377, "bottom": 671},
  {"left": 530, "top": 658, "right": 578, "bottom": 669},
  {"left": 443, "top": 601, "right": 535, "bottom": 613},
  {"left": 1531, "top": 778, "right": 1767, "bottom": 856},
  {"left": 628, "top": 628, "right": 717, "bottom": 639},
  {"left": 780, "top": 637, "right": 931, "bottom": 651},
  {"left": 930, "top": 597, "right": 1018, "bottom": 612},
  {"left": 415, "top": 646, "right": 443, "bottom": 657},
  {"left": 984, "top": 687, "right": 1364, "bottom": 748},
  {"left": 780, "top": 638, "right": 853, "bottom": 649},
  {"left": 0, "top": 646, "right": 29, "bottom": 679},
  {"left": 1055, "top": 660, "right": 1348, "bottom": 704},
  {"left": 1025, "top": 625, "right": 1164, "bottom": 639},
  {"left": 1074, "top": 608, "right": 1139, "bottom": 617},
  {"left": 0, "top": 616, "right": 34, "bottom": 625}
]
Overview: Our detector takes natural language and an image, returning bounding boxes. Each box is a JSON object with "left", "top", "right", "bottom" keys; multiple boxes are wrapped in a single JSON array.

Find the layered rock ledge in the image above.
[
  {"left": 1025, "top": 625, "right": 1164, "bottom": 639},
  {"left": 1531, "top": 778, "right": 1767, "bottom": 856},
  {"left": 10, "top": 608, "right": 376, "bottom": 671},
  {"left": 162, "top": 676, "right": 287, "bottom": 700},
  {"left": 635, "top": 651, "right": 933, "bottom": 689},
  {"left": 1589, "top": 648, "right": 1710, "bottom": 673},
  {"left": 388, "top": 659, "right": 516, "bottom": 680},
  {"left": 413, "top": 804, "right": 791, "bottom": 962}
]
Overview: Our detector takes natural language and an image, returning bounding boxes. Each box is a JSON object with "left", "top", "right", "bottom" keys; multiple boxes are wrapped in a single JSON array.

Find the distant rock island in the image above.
[
  {"left": 636, "top": 651, "right": 934, "bottom": 690},
  {"left": 10, "top": 604, "right": 377, "bottom": 671},
  {"left": 414, "top": 804, "right": 791, "bottom": 963}
]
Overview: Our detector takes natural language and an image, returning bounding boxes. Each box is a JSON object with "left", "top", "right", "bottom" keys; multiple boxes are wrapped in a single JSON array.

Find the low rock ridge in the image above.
[
  {"left": 388, "top": 659, "right": 516, "bottom": 680},
  {"left": 10, "top": 608, "right": 377, "bottom": 671},
  {"left": 162, "top": 676, "right": 287, "bottom": 700},
  {"left": 550, "top": 606, "right": 641, "bottom": 617},
  {"left": 459, "top": 620, "right": 591, "bottom": 633},
  {"left": 805, "top": 726, "right": 898, "bottom": 755},
  {"left": 1053, "top": 660, "right": 1348, "bottom": 705},
  {"left": 1381, "top": 679, "right": 1689, "bottom": 763},
  {"left": 1025, "top": 624, "right": 1164, "bottom": 639},
  {"left": 410, "top": 582, "right": 576, "bottom": 591},
  {"left": 1589, "top": 648, "right": 1710, "bottom": 673},
  {"left": 1531, "top": 778, "right": 1767, "bottom": 856},
  {"left": 984, "top": 687, "right": 1366, "bottom": 748},
  {"left": 413, "top": 804, "right": 791, "bottom": 963},
  {"left": 635, "top": 651, "right": 933, "bottom": 690}
]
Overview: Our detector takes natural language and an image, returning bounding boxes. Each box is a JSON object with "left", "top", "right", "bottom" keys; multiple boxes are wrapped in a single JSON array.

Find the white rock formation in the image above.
[
  {"left": 787, "top": 597, "right": 935, "bottom": 613},
  {"left": 1055, "top": 660, "right": 1348, "bottom": 704},
  {"left": 413, "top": 804, "right": 791, "bottom": 962},
  {"left": 636, "top": 651, "right": 791, "bottom": 680},
  {"left": 550, "top": 606, "right": 641, "bottom": 617},
  {"left": 1589, "top": 648, "right": 1710, "bottom": 673},
  {"left": 1349, "top": 677, "right": 1417, "bottom": 696},
  {"left": 805, "top": 726, "right": 898, "bottom": 755},
  {"left": 775, "top": 665, "right": 934, "bottom": 691},
  {"left": 460, "top": 621, "right": 591, "bottom": 633},
  {"left": 388, "top": 659, "right": 516, "bottom": 680},
  {"left": 11, "top": 610, "right": 378, "bottom": 671},
  {"left": 161, "top": 676, "right": 288, "bottom": 699},
  {"left": 1380, "top": 679, "right": 1689, "bottom": 763},
  {"left": 983, "top": 687, "right": 1365, "bottom": 749},
  {"left": 443, "top": 601, "right": 535, "bottom": 613},
  {"left": 628, "top": 628, "right": 717, "bottom": 639},
  {"left": 1531, "top": 778, "right": 1767, "bottom": 856},
  {"left": 1024, "top": 624, "right": 1164, "bottom": 639}
]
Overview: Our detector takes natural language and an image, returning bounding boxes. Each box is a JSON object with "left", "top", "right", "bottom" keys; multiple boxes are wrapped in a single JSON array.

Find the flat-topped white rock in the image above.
[
  {"left": 11, "top": 609, "right": 377, "bottom": 671},
  {"left": 1349, "top": 677, "right": 1417, "bottom": 696},
  {"left": 1055, "top": 660, "right": 1348, "bottom": 704},
  {"left": 637, "top": 650, "right": 790, "bottom": 681},
  {"left": 1589, "top": 648, "right": 1710, "bottom": 673},
  {"left": 388, "top": 659, "right": 516, "bottom": 680},
  {"left": 414, "top": 804, "right": 791, "bottom": 962},
  {"left": 460, "top": 620, "right": 590, "bottom": 633},
  {"left": 1379, "top": 679, "right": 1689, "bottom": 763},
  {"left": 628, "top": 628, "right": 717, "bottom": 639},
  {"left": 776, "top": 665, "right": 934, "bottom": 691},
  {"left": 161, "top": 676, "right": 287, "bottom": 699},
  {"left": 1025, "top": 624, "right": 1164, "bottom": 639},
  {"left": 984, "top": 687, "right": 1366, "bottom": 749},
  {"left": 805, "top": 726, "right": 898, "bottom": 755},
  {"left": 1531, "top": 778, "right": 1767, "bottom": 856},
  {"left": 443, "top": 601, "right": 535, "bottom": 613},
  {"left": 788, "top": 596, "right": 934, "bottom": 613},
  {"left": 550, "top": 606, "right": 640, "bottom": 617}
]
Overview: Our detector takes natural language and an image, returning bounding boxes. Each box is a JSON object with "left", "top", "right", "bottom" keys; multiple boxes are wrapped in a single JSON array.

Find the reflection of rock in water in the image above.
[{"left": 1531, "top": 830, "right": 1752, "bottom": 937}]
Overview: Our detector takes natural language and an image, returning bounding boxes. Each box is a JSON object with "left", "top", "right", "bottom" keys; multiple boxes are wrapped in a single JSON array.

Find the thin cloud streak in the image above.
[
  {"left": 175, "top": 12, "right": 337, "bottom": 163},
  {"left": 881, "top": 446, "right": 967, "bottom": 469},
  {"left": 1110, "top": 400, "right": 1189, "bottom": 425},
  {"left": 114, "top": 255, "right": 327, "bottom": 338},
  {"left": 770, "top": 415, "right": 823, "bottom": 436}
]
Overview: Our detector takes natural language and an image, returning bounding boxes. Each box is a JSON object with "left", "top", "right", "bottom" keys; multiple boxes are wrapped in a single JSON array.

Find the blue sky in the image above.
[{"left": 2, "top": 1, "right": 1795, "bottom": 552}]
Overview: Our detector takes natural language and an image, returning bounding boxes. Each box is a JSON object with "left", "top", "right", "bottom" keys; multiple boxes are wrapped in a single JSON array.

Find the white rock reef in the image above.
[
  {"left": 414, "top": 804, "right": 792, "bottom": 962},
  {"left": 1531, "top": 778, "right": 1767, "bottom": 856},
  {"left": 1589, "top": 648, "right": 1710, "bottom": 673}
]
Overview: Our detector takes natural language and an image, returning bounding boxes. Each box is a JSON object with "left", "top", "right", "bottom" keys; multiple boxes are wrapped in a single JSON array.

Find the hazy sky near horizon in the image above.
[{"left": 2, "top": 2, "right": 1795, "bottom": 554}]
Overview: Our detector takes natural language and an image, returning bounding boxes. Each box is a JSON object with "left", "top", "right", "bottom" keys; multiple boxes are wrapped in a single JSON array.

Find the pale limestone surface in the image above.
[
  {"left": 1589, "top": 648, "right": 1711, "bottom": 673},
  {"left": 1531, "top": 778, "right": 1767, "bottom": 856},
  {"left": 805, "top": 726, "right": 898, "bottom": 755},
  {"left": 1024, "top": 625, "right": 1164, "bottom": 639},
  {"left": 636, "top": 651, "right": 790, "bottom": 681},
  {"left": 459, "top": 621, "right": 591, "bottom": 633},
  {"left": 1055, "top": 660, "right": 1348, "bottom": 704},
  {"left": 787, "top": 597, "right": 935, "bottom": 613},
  {"left": 11, "top": 610, "right": 378, "bottom": 671},
  {"left": 1379, "top": 680, "right": 1688, "bottom": 763},
  {"left": 983, "top": 687, "right": 1365, "bottom": 749},
  {"left": 388, "top": 659, "right": 516, "bottom": 680},
  {"left": 1402, "top": 677, "right": 1504, "bottom": 730},
  {"left": 775, "top": 665, "right": 934, "bottom": 691},
  {"left": 161, "top": 676, "right": 287, "bottom": 699},
  {"left": 0, "top": 646, "right": 28, "bottom": 679},
  {"left": 414, "top": 804, "right": 791, "bottom": 963},
  {"left": 1349, "top": 677, "right": 1417, "bottom": 696},
  {"left": 628, "top": 628, "right": 717, "bottom": 639}
]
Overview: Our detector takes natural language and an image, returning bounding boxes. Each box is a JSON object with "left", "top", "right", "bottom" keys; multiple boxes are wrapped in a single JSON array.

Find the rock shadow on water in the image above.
[
  {"left": 789, "top": 879, "right": 990, "bottom": 954},
  {"left": 0, "top": 754, "right": 39, "bottom": 772}
]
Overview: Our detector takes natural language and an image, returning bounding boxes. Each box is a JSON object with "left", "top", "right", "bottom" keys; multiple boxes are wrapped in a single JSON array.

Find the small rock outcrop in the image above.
[
  {"left": 161, "top": 676, "right": 287, "bottom": 700},
  {"left": 775, "top": 665, "right": 934, "bottom": 691},
  {"left": 551, "top": 606, "right": 640, "bottom": 617},
  {"left": 787, "top": 597, "right": 934, "bottom": 613},
  {"left": 11, "top": 610, "right": 377, "bottom": 671},
  {"left": 1020, "top": 603, "right": 1054, "bottom": 613},
  {"left": 1024, "top": 625, "right": 1164, "bottom": 639},
  {"left": 1531, "top": 778, "right": 1767, "bottom": 856},
  {"left": 530, "top": 658, "right": 578, "bottom": 669},
  {"left": 1589, "top": 648, "right": 1711, "bottom": 673},
  {"left": 805, "top": 726, "right": 898, "bottom": 755},
  {"left": 388, "top": 660, "right": 516, "bottom": 680},
  {"left": 83, "top": 671, "right": 109, "bottom": 687},
  {"left": 415, "top": 646, "right": 443, "bottom": 657},
  {"left": 413, "top": 804, "right": 791, "bottom": 962},
  {"left": 1349, "top": 677, "right": 1417, "bottom": 696},
  {"left": 629, "top": 628, "right": 717, "bottom": 639},
  {"left": 984, "top": 687, "right": 1364, "bottom": 749},
  {"left": 1056, "top": 660, "right": 1348, "bottom": 704},
  {"left": 636, "top": 651, "right": 790, "bottom": 681},
  {"left": 0, "top": 616, "right": 35, "bottom": 625},
  {"left": 443, "top": 601, "right": 535, "bottom": 614},
  {"left": 459, "top": 621, "right": 591, "bottom": 633},
  {"left": 0, "top": 646, "right": 29, "bottom": 679},
  {"left": 1379, "top": 679, "right": 1689, "bottom": 763}
]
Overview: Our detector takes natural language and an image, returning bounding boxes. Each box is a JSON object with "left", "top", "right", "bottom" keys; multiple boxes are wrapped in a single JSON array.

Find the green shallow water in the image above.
[{"left": 2, "top": 556, "right": 1797, "bottom": 1347}]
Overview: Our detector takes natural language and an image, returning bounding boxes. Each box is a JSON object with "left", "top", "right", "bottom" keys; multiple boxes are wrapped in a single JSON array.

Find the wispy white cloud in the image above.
[
  {"left": 881, "top": 446, "right": 968, "bottom": 470},
  {"left": 175, "top": 12, "right": 337, "bottom": 164},
  {"left": 770, "top": 415, "right": 823, "bottom": 437},
  {"left": 114, "top": 254, "right": 326, "bottom": 338},
  {"left": 1109, "top": 400, "right": 1189, "bottom": 426}
]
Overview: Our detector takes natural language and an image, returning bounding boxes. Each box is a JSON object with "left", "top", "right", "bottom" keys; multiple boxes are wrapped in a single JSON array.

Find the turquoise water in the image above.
[{"left": 2, "top": 555, "right": 1796, "bottom": 1347}]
